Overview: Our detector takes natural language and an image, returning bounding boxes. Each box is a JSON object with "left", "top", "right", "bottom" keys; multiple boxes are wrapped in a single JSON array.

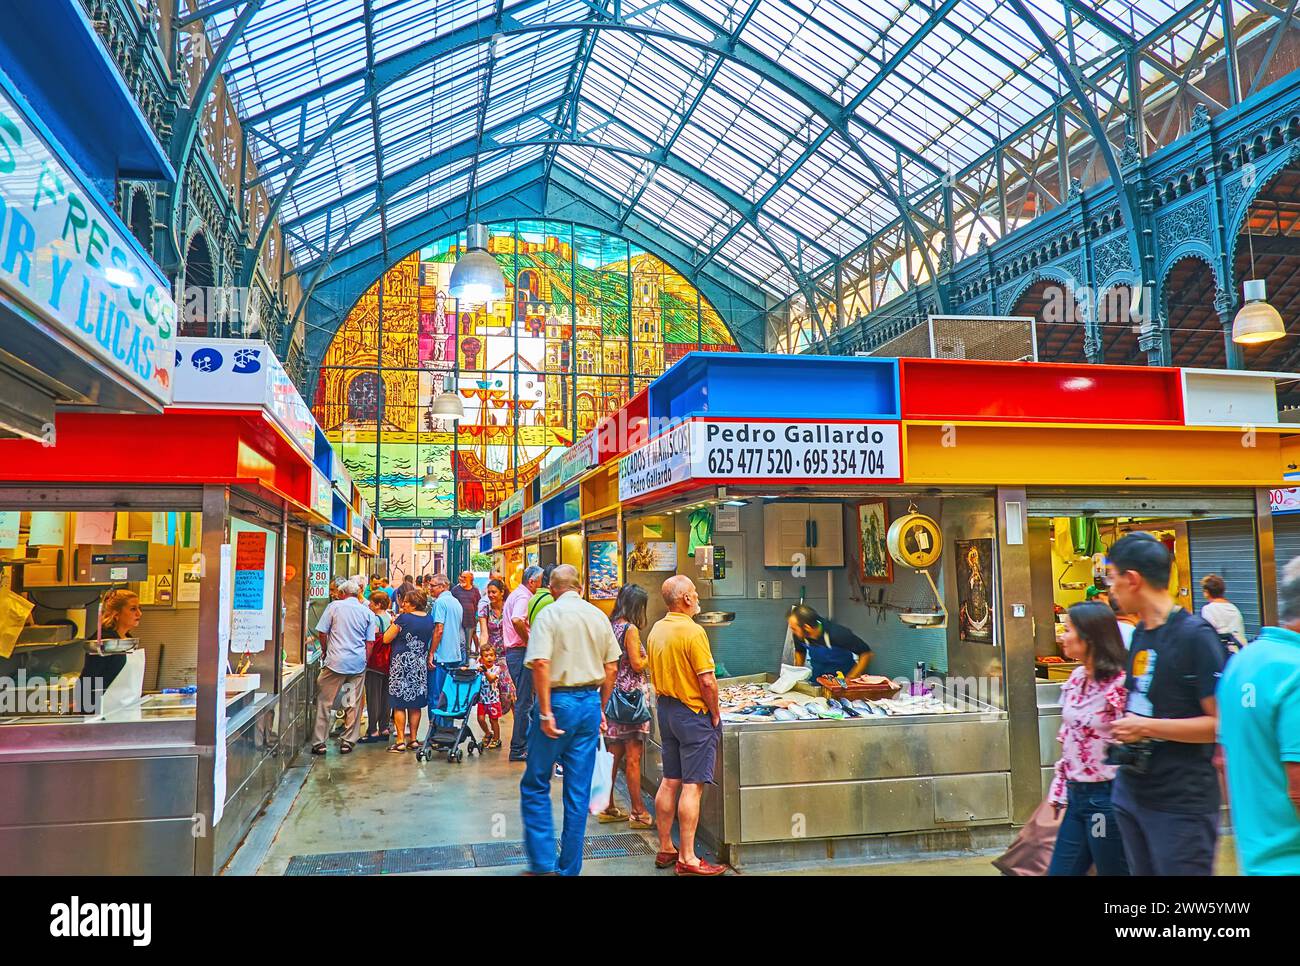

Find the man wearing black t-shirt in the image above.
[
  {"left": 787, "top": 604, "right": 873, "bottom": 680},
  {"left": 1105, "top": 533, "right": 1224, "bottom": 876}
]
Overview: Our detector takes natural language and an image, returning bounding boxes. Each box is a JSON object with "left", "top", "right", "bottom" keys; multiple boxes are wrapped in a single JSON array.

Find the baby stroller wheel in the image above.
[{"left": 456, "top": 749, "right": 464, "bottom": 763}]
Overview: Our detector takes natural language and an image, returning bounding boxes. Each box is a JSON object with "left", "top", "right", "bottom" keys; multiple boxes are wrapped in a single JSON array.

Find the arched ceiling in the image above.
[{"left": 200, "top": 0, "right": 1225, "bottom": 309}]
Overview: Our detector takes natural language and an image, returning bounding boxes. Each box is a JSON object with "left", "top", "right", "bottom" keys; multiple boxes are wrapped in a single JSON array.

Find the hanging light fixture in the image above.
[
  {"left": 449, "top": 223, "right": 506, "bottom": 305},
  {"left": 431, "top": 374, "right": 464, "bottom": 419},
  {"left": 1233, "top": 207, "right": 1286, "bottom": 345}
]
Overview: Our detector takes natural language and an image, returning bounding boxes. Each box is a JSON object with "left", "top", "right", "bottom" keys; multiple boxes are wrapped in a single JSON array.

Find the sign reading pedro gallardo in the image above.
[{"left": 0, "top": 71, "right": 176, "bottom": 404}]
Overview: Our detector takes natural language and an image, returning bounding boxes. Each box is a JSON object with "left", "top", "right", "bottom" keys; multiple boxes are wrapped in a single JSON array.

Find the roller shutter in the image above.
[
  {"left": 1273, "top": 513, "right": 1300, "bottom": 582},
  {"left": 1187, "top": 519, "right": 1261, "bottom": 639}
]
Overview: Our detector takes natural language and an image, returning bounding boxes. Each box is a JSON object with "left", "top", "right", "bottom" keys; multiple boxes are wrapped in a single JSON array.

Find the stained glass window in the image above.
[{"left": 313, "top": 221, "right": 737, "bottom": 522}]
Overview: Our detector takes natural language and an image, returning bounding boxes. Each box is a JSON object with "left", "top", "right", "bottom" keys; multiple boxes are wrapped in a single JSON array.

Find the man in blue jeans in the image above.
[
  {"left": 1106, "top": 533, "right": 1224, "bottom": 875},
  {"left": 518, "top": 565, "right": 620, "bottom": 875},
  {"left": 426, "top": 573, "right": 464, "bottom": 713}
]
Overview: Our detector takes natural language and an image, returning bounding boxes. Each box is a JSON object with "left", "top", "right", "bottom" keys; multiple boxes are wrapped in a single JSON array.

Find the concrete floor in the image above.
[{"left": 244, "top": 714, "right": 1240, "bottom": 876}]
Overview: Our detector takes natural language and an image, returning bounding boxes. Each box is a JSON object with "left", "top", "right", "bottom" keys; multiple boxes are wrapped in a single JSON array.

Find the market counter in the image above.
[
  {"left": 0, "top": 668, "right": 315, "bottom": 875},
  {"left": 1037, "top": 681, "right": 1063, "bottom": 798},
  {"left": 642, "top": 675, "right": 1014, "bottom": 867}
]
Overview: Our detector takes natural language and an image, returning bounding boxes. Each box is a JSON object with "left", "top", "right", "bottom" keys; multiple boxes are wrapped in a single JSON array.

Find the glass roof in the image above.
[{"left": 208, "top": 0, "right": 1231, "bottom": 297}]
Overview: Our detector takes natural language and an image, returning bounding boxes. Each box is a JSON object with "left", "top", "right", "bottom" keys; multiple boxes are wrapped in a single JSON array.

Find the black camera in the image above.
[{"left": 1106, "top": 740, "right": 1157, "bottom": 775}]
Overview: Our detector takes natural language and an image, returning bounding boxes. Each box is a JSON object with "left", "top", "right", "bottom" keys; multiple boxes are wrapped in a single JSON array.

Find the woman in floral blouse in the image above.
[{"left": 1047, "top": 601, "right": 1131, "bottom": 876}]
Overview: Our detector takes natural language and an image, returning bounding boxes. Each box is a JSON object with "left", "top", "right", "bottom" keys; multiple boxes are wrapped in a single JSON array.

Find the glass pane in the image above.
[{"left": 313, "top": 223, "right": 734, "bottom": 516}]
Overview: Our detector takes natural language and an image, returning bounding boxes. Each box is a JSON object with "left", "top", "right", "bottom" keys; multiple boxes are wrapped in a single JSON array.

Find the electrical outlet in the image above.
[
  {"left": 772, "top": 580, "right": 782, "bottom": 599},
  {"left": 756, "top": 581, "right": 767, "bottom": 599}
]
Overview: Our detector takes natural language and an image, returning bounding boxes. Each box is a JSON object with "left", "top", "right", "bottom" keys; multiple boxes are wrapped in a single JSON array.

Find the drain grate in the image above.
[
  {"left": 470, "top": 839, "right": 529, "bottom": 867},
  {"left": 583, "top": 833, "right": 654, "bottom": 859},
  {"left": 381, "top": 845, "right": 476, "bottom": 873},
  {"left": 285, "top": 832, "right": 654, "bottom": 875},
  {"left": 284, "top": 850, "right": 383, "bottom": 876}
]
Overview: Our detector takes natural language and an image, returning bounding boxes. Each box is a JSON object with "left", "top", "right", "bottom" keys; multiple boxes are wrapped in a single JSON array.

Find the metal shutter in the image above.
[
  {"left": 1187, "top": 519, "right": 1261, "bottom": 638},
  {"left": 1274, "top": 514, "right": 1300, "bottom": 587}
]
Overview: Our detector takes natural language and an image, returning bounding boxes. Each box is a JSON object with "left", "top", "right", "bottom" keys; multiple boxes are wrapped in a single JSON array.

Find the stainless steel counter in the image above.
[
  {"left": 1037, "top": 680, "right": 1062, "bottom": 798},
  {"left": 642, "top": 675, "right": 1014, "bottom": 867},
  {"left": 0, "top": 666, "right": 314, "bottom": 875}
]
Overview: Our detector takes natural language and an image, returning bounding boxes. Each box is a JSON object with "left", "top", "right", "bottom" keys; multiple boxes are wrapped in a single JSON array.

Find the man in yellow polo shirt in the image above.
[{"left": 647, "top": 574, "right": 724, "bottom": 876}]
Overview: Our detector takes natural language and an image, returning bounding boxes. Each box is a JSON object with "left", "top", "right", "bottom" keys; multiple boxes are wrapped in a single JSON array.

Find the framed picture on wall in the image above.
[
  {"left": 856, "top": 500, "right": 892, "bottom": 583},
  {"left": 955, "top": 538, "right": 996, "bottom": 645},
  {"left": 587, "top": 539, "right": 620, "bottom": 600}
]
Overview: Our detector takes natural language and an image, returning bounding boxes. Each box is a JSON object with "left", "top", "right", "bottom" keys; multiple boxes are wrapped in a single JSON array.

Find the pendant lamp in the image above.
[
  {"left": 448, "top": 223, "right": 505, "bottom": 305},
  {"left": 1232, "top": 209, "right": 1286, "bottom": 345},
  {"left": 430, "top": 374, "right": 464, "bottom": 419}
]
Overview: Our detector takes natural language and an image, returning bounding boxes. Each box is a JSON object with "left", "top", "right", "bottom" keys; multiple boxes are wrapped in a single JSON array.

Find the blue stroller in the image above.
[{"left": 417, "top": 667, "right": 483, "bottom": 763}]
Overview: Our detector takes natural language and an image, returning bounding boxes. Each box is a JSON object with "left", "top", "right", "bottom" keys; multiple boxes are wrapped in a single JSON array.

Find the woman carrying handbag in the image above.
[{"left": 598, "top": 584, "right": 654, "bottom": 828}]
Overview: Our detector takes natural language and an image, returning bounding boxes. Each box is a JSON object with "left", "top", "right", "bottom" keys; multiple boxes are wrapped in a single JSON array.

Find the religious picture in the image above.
[
  {"left": 955, "top": 538, "right": 995, "bottom": 645},
  {"left": 856, "top": 500, "right": 892, "bottom": 583}
]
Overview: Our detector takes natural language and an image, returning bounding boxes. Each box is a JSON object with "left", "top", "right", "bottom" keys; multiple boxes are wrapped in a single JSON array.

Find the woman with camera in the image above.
[{"left": 1046, "top": 600, "right": 1132, "bottom": 876}]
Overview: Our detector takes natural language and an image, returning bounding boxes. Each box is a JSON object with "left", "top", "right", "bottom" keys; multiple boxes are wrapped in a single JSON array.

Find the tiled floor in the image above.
[{"left": 245, "top": 714, "right": 1239, "bottom": 876}]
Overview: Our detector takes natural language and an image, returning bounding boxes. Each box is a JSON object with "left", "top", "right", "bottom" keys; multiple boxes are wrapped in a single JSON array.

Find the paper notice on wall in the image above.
[
  {"left": 231, "top": 529, "right": 269, "bottom": 652},
  {"left": 138, "top": 576, "right": 156, "bottom": 606},
  {"left": 179, "top": 558, "right": 202, "bottom": 602},
  {"left": 218, "top": 544, "right": 232, "bottom": 652},
  {"left": 29, "top": 512, "right": 66, "bottom": 547},
  {"left": 214, "top": 544, "right": 231, "bottom": 828},
  {"left": 715, "top": 505, "right": 740, "bottom": 532},
  {"left": 151, "top": 512, "right": 174, "bottom": 546},
  {"left": 0, "top": 512, "right": 19, "bottom": 549},
  {"left": 74, "top": 512, "right": 116, "bottom": 545}
]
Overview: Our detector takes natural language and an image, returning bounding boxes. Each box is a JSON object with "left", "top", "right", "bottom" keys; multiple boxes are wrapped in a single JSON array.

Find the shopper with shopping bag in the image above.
[{"left": 518, "top": 565, "right": 621, "bottom": 876}]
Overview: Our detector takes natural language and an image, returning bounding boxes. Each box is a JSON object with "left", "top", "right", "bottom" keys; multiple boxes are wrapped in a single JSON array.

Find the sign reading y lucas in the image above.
[{"left": 0, "top": 71, "right": 175, "bottom": 404}]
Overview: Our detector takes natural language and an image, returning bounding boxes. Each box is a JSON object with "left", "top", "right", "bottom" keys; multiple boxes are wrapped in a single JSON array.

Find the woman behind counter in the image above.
[{"left": 81, "top": 589, "right": 142, "bottom": 714}]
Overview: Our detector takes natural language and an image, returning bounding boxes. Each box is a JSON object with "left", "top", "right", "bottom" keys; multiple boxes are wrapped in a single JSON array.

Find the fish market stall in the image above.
[
  {"left": 486, "top": 352, "right": 1292, "bottom": 865},
  {"left": 642, "top": 669, "right": 1010, "bottom": 866},
  {"left": 0, "top": 339, "right": 341, "bottom": 874}
]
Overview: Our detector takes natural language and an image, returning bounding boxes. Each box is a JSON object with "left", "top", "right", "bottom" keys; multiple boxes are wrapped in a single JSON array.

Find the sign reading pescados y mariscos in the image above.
[{"left": 0, "top": 72, "right": 175, "bottom": 403}]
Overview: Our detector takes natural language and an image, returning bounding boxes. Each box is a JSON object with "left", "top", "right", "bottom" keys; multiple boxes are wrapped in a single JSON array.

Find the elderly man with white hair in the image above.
[
  {"left": 646, "top": 574, "right": 725, "bottom": 876},
  {"left": 311, "top": 575, "right": 379, "bottom": 755},
  {"left": 519, "top": 564, "right": 621, "bottom": 875}
]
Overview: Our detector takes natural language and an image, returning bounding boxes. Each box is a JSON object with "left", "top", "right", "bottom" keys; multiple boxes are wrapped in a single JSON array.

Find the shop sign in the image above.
[
  {"left": 0, "top": 73, "right": 176, "bottom": 404},
  {"left": 350, "top": 514, "right": 364, "bottom": 543},
  {"left": 1271, "top": 486, "right": 1300, "bottom": 515},
  {"left": 619, "top": 421, "right": 692, "bottom": 500},
  {"left": 539, "top": 455, "right": 564, "bottom": 498},
  {"left": 559, "top": 434, "right": 596, "bottom": 486},
  {"left": 308, "top": 533, "right": 331, "bottom": 599},
  {"left": 619, "top": 418, "right": 903, "bottom": 500},
  {"left": 172, "top": 338, "right": 314, "bottom": 459},
  {"left": 311, "top": 470, "right": 333, "bottom": 519},
  {"left": 690, "top": 419, "right": 902, "bottom": 483},
  {"left": 500, "top": 489, "right": 524, "bottom": 520},
  {"left": 522, "top": 504, "right": 542, "bottom": 539}
]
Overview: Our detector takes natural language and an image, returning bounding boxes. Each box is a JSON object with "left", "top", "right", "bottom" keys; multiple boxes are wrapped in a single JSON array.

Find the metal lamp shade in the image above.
[
  {"left": 448, "top": 224, "right": 505, "bottom": 305},
  {"left": 1232, "top": 279, "right": 1286, "bottom": 345},
  {"left": 431, "top": 392, "right": 464, "bottom": 419}
]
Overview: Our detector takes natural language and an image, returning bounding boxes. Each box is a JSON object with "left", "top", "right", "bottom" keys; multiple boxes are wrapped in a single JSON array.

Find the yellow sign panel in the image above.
[{"left": 904, "top": 424, "right": 1286, "bottom": 487}]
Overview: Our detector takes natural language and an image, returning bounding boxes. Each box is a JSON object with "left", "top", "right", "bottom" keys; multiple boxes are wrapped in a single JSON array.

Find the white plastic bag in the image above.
[{"left": 588, "top": 737, "right": 614, "bottom": 814}]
